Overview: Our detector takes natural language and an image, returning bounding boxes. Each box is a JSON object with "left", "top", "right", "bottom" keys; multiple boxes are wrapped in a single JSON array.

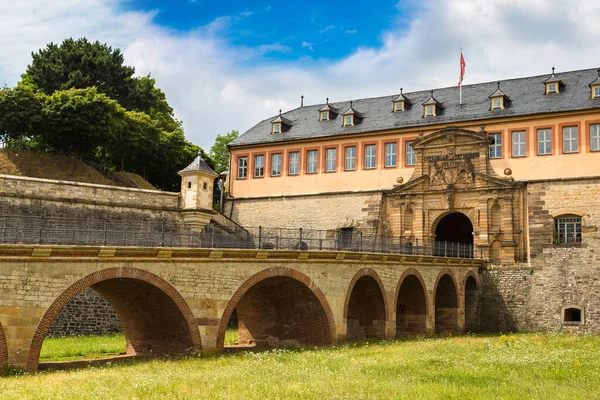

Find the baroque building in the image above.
[{"left": 225, "top": 67, "right": 600, "bottom": 332}]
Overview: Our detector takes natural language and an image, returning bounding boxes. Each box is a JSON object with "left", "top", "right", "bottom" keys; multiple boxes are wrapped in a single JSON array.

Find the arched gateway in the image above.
[{"left": 434, "top": 212, "right": 474, "bottom": 257}]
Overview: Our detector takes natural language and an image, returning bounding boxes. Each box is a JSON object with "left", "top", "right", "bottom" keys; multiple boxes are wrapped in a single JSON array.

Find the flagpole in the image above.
[{"left": 459, "top": 48, "right": 463, "bottom": 106}]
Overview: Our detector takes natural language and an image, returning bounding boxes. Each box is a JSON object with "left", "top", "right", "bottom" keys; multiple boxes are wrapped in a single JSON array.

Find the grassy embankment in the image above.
[{"left": 2, "top": 333, "right": 599, "bottom": 399}]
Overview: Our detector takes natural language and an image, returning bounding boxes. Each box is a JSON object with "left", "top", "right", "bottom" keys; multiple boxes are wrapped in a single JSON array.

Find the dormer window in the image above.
[
  {"left": 272, "top": 122, "right": 281, "bottom": 133},
  {"left": 344, "top": 115, "right": 354, "bottom": 126},
  {"left": 491, "top": 97, "right": 503, "bottom": 109},
  {"left": 489, "top": 82, "right": 509, "bottom": 111},
  {"left": 270, "top": 109, "right": 292, "bottom": 134},
  {"left": 320, "top": 111, "right": 329, "bottom": 121},
  {"left": 422, "top": 91, "right": 441, "bottom": 118},
  {"left": 544, "top": 67, "right": 564, "bottom": 94},
  {"left": 341, "top": 101, "right": 363, "bottom": 127},
  {"left": 589, "top": 70, "right": 600, "bottom": 99},
  {"left": 424, "top": 105, "right": 435, "bottom": 117},
  {"left": 392, "top": 88, "right": 410, "bottom": 113}
]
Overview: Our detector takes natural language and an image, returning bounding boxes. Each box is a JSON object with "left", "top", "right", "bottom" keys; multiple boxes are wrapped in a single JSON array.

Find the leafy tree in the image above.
[
  {"left": 209, "top": 130, "right": 238, "bottom": 174},
  {"left": 0, "top": 83, "right": 44, "bottom": 147},
  {"left": 41, "top": 87, "right": 125, "bottom": 158}
]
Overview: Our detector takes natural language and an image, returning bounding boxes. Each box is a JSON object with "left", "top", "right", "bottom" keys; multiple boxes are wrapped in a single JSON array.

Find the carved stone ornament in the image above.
[{"left": 429, "top": 158, "right": 475, "bottom": 187}]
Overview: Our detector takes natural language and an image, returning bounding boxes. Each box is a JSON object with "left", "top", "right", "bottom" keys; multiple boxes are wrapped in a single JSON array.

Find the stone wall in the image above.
[
  {"left": 48, "top": 288, "right": 121, "bottom": 337},
  {"left": 224, "top": 191, "right": 384, "bottom": 234}
]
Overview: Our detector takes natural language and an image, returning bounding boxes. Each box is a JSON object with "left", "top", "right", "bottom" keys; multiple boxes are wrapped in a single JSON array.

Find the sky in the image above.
[{"left": 1, "top": 0, "right": 600, "bottom": 149}]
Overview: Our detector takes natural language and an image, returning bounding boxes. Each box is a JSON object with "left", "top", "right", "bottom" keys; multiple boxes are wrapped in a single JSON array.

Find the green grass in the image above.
[
  {"left": 224, "top": 327, "right": 239, "bottom": 346},
  {"left": 40, "top": 334, "right": 126, "bottom": 361},
  {"left": 2, "top": 333, "right": 600, "bottom": 399}
]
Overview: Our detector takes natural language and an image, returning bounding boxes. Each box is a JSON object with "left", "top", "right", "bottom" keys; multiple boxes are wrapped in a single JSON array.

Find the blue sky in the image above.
[{"left": 1, "top": 1, "right": 600, "bottom": 149}]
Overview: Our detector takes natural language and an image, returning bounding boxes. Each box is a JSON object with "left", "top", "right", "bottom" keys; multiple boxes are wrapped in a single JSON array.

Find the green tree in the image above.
[
  {"left": 209, "top": 130, "right": 238, "bottom": 174},
  {"left": 41, "top": 87, "right": 125, "bottom": 158},
  {"left": 0, "top": 83, "right": 44, "bottom": 147}
]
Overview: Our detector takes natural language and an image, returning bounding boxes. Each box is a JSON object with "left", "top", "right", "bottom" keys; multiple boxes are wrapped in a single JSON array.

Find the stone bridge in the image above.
[{"left": 0, "top": 245, "right": 482, "bottom": 371}]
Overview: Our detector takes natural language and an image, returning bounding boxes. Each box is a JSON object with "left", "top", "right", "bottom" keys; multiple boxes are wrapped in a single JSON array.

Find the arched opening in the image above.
[
  {"left": 434, "top": 274, "right": 459, "bottom": 334},
  {"left": 434, "top": 212, "right": 474, "bottom": 257},
  {"left": 464, "top": 275, "right": 478, "bottom": 332},
  {"left": 345, "top": 275, "right": 386, "bottom": 341},
  {"left": 0, "top": 322, "right": 8, "bottom": 367},
  {"left": 490, "top": 240, "right": 501, "bottom": 264},
  {"left": 218, "top": 269, "right": 334, "bottom": 350},
  {"left": 396, "top": 274, "right": 427, "bottom": 336},
  {"left": 28, "top": 268, "right": 201, "bottom": 372}
]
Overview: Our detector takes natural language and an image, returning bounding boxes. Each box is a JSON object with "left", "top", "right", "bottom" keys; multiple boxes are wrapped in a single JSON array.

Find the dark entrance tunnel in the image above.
[
  {"left": 396, "top": 275, "right": 428, "bottom": 336},
  {"left": 435, "top": 274, "right": 459, "bottom": 334},
  {"left": 435, "top": 212, "right": 474, "bottom": 257},
  {"left": 230, "top": 276, "right": 331, "bottom": 348},
  {"left": 346, "top": 276, "right": 386, "bottom": 341}
]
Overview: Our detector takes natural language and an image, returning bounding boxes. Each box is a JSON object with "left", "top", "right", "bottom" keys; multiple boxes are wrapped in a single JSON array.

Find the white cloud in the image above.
[
  {"left": 1, "top": 0, "right": 600, "bottom": 150},
  {"left": 301, "top": 41, "right": 314, "bottom": 52}
]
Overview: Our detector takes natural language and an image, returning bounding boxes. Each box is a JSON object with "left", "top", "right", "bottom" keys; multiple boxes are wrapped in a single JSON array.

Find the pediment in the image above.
[{"left": 412, "top": 127, "right": 489, "bottom": 149}]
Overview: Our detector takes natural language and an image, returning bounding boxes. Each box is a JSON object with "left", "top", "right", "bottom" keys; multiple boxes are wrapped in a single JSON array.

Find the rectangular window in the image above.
[
  {"left": 406, "top": 141, "right": 416, "bottom": 166},
  {"left": 306, "top": 150, "right": 318, "bottom": 174},
  {"left": 364, "top": 144, "right": 376, "bottom": 169},
  {"left": 595, "top": 87, "right": 600, "bottom": 98},
  {"left": 537, "top": 128, "right": 552, "bottom": 155},
  {"left": 273, "top": 123, "right": 281, "bottom": 133},
  {"left": 271, "top": 153, "right": 282, "bottom": 176},
  {"left": 288, "top": 152, "right": 299, "bottom": 175},
  {"left": 489, "top": 133, "right": 502, "bottom": 159},
  {"left": 254, "top": 155, "right": 264, "bottom": 178},
  {"left": 555, "top": 216, "right": 582, "bottom": 243},
  {"left": 237, "top": 157, "right": 248, "bottom": 179},
  {"left": 345, "top": 146, "right": 356, "bottom": 170},
  {"left": 562, "top": 126, "right": 579, "bottom": 153},
  {"left": 344, "top": 115, "right": 353, "bottom": 126},
  {"left": 492, "top": 97, "right": 502, "bottom": 109},
  {"left": 385, "top": 142, "right": 397, "bottom": 167},
  {"left": 547, "top": 83, "right": 557, "bottom": 93},
  {"left": 590, "top": 124, "right": 600, "bottom": 152},
  {"left": 424, "top": 105, "right": 434, "bottom": 116},
  {"left": 320, "top": 111, "right": 328, "bottom": 120},
  {"left": 511, "top": 130, "right": 526, "bottom": 157},
  {"left": 325, "top": 148, "right": 337, "bottom": 172}
]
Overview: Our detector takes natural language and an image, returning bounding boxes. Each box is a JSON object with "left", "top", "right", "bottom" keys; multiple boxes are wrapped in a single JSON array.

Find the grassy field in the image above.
[
  {"left": 3, "top": 333, "right": 600, "bottom": 399},
  {"left": 40, "top": 334, "right": 126, "bottom": 361}
]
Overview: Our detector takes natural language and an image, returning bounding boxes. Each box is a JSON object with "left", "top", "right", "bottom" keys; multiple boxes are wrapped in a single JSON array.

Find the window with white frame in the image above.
[
  {"left": 325, "top": 148, "right": 337, "bottom": 172},
  {"left": 344, "top": 115, "right": 354, "bottom": 126},
  {"left": 562, "top": 126, "right": 579, "bottom": 153},
  {"left": 364, "top": 144, "right": 376, "bottom": 169},
  {"left": 306, "top": 150, "right": 318, "bottom": 174},
  {"left": 345, "top": 146, "right": 356, "bottom": 170},
  {"left": 320, "top": 111, "right": 329, "bottom": 121},
  {"left": 238, "top": 156, "right": 248, "bottom": 179},
  {"left": 547, "top": 83, "right": 558, "bottom": 93},
  {"left": 594, "top": 86, "right": 600, "bottom": 98},
  {"left": 272, "top": 123, "right": 281, "bottom": 133},
  {"left": 393, "top": 102, "right": 404, "bottom": 112},
  {"left": 406, "top": 141, "right": 416, "bottom": 166},
  {"left": 424, "top": 105, "right": 435, "bottom": 117},
  {"left": 590, "top": 124, "right": 600, "bottom": 152},
  {"left": 537, "top": 128, "right": 552, "bottom": 155},
  {"left": 491, "top": 97, "right": 502, "bottom": 110},
  {"left": 271, "top": 153, "right": 282, "bottom": 176},
  {"left": 554, "top": 215, "right": 582, "bottom": 244},
  {"left": 254, "top": 155, "right": 265, "bottom": 177},
  {"left": 288, "top": 152, "right": 299, "bottom": 175},
  {"left": 385, "top": 142, "right": 397, "bottom": 167},
  {"left": 489, "top": 133, "right": 502, "bottom": 159},
  {"left": 512, "top": 131, "right": 526, "bottom": 157}
]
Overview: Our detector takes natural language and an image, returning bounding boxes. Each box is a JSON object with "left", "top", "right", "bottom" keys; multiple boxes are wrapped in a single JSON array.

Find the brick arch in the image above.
[
  {"left": 395, "top": 268, "right": 429, "bottom": 335},
  {"left": 216, "top": 267, "right": 336, "bottom": 350},
  {"left": 0, "top": 322, "right": 7, "bottom": 367},
  {"left": 343, "top": 268, "right": 388, "bottom": 341},
  {"left": 433, "top": 269, "right": 460, "bottom": 334},
  {"left": 27, "top": 267, "right": 201, "bottom": 372}
]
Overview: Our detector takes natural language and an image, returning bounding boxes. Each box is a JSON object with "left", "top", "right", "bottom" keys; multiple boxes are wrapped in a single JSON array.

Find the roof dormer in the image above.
[
  {"left": 422, "top": 91, "right": 441, "bottom": 117},
  {"left": 589, "top": 70, "right": 600, "bottom": 99},
  {"left": 392, "top": 88, "right": 411, "bottom": 112},
  {"left": 544, "top": 67, "right": 564, "bottom": 94},
  {"left": 489, "top": 82, "right": 510, "bottom": 110},
  {"left": 271, "top": 110, "right": 292, "bottom": 134},
  {"left": 318, "top": 98, "right": 339, "bottom": 121},
  {"left": 341, "top": 101, "right": 363, "bottom": 127}
]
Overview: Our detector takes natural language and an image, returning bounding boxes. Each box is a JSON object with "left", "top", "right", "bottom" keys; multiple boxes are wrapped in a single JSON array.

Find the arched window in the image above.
[
  {"left": 554, "top": 215, "right": 582, "bottom": 244},
  {"left": 562, "top": 306, "right": 584, "bottom": 325}
]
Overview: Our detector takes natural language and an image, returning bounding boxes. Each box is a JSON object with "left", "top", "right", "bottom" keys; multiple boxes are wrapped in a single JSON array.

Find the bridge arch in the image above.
[
  {"left": 216, "top": 267, "right": 336, "bottom": 350},
  {"left": 343, "top": 268, "right": 388, "bottom": 341},
  {"left": 27, "top": 267, "right": 201, "bottom": 372},
  {"left": 0, "top": 322, "right": 7, "bottom": 367},
  {"left": 434, "top": 269, "right": 460, "bottom": 334},
  {"left": 395, "top": 268, "right": 429, "bottom": 336}
]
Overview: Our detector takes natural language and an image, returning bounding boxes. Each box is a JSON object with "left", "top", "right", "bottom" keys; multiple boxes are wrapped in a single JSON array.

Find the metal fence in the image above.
[{"left": 0, "top": 215, "right": 482, "bottom": 259}]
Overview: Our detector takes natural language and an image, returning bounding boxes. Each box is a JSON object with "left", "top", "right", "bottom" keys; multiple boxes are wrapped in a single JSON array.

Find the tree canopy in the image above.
[
  {"left": 209, "top": 130, "right": 238, "bottom": 174},
  {"left": 0, "top": 37, "right": 207, "bottom": 191}
]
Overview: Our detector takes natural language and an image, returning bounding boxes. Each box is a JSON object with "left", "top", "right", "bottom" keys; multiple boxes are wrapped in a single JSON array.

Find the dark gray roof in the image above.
[
  {"left": 179, "top": 154, "right": 217, "bottom": 175},
  {"left": 392, "top": 88, "right": 411, "bottom": 104},
  {"left": 230, "top": 67, "right": 600, "bottom": 148},
  {"left": 589, "top": 70, "right": 600, "bottom": 87},
  {"left": 489, "top": 82, "right": 509, "bottom": 99}
]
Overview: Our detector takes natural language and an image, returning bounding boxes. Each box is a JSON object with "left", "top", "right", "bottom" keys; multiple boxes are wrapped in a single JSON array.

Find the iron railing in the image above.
[{"left": 0, "top": 215, "right": 483, "bottom": 259}]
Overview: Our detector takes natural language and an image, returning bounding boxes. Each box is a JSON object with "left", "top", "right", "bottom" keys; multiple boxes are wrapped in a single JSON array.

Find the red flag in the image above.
[{"left": 458, "top": 50, "right": 466, "bottom": 87}]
